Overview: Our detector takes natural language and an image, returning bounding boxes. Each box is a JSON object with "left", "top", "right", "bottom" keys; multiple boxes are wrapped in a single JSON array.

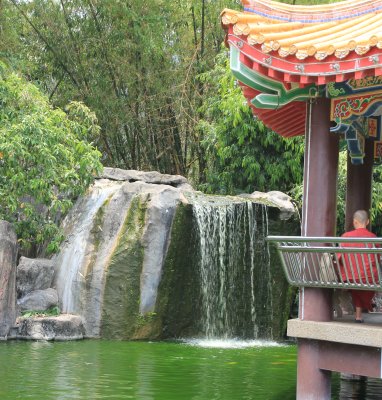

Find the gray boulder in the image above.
[
  {"left": 99, "top": 167, "right": 189, "bottom": 188},
  {"left": 54, "top": 179, "right": 186, "bottom": 338},
  {"left": 17, "top": 288, "right": 58, "bottom": 312},
  {"left": 0, "top": 221, "right": 17, "bottom": 338},
  {"left": 245, "top": 190, "right": 296, "bottom": 220},
  {"left": 17, "top": 314, "right": 84, "bottom": 340},
  {"left": 16, "top": 257, "right": 55, "bottom": 298}
]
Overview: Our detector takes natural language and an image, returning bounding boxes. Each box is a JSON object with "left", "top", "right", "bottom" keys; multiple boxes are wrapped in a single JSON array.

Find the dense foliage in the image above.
[
  {"left": 0, "top": 0, "right": 241, "bottom": 181},
  {"left": 0, "top": 64, "right": 102, "bottom": 254},
  {"left": 198, "top": 51, "right": 304, "bottom": 194},
  {"left": 0, "top": 0, "right": 304, "bottom": 191}
]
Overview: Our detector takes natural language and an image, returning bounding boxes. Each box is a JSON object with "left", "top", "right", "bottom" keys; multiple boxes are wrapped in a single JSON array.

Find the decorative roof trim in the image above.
[
  {"left": 236, "top": 85, "right": 307, "bottom": 137},
  {"left": 230, "top": 46, "right": 320, "bottom": 109},
  {"left": 228, "top": 34, "right": 382, "bottom": 84},
  {"left": 222, "top": 3, "right": 382, "bottom": 63},
  {"left": 242, "top": 0, "right": 382, "bottom": 23}
]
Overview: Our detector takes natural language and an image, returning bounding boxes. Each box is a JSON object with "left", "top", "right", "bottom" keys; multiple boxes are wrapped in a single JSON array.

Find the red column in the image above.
[
  {"left": 297, "top": 97, "right": 339, "bottom": 399},
  {"left": 297, "top": 340, "right": 332, "bottom": 399},
  {"left": 345, "top": 139, "right": 373, "bottom": 232}
]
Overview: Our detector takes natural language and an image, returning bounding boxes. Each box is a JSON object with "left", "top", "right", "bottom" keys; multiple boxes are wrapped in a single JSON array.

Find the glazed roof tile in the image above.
[
  {"left": 242, "top": 0, "right": 382, "bottom": 22},
  {"left": 222, "top": 1, "right": 382, "bottom": 61}
]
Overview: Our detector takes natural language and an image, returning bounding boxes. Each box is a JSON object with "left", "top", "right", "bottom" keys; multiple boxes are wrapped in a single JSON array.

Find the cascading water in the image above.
[{"left": 191, "top": 194, "right": 274, "bottom": 340}]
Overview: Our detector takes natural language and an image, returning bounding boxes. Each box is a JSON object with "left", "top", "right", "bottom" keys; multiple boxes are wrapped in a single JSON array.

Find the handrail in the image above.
[
  {"left": 277, "top": 246, "right": 382, "bottom": 254},
  {"left": 267, "top": 236, "right": 382, "bottom": 291},
  {"left": 267, "top": 236, "right": 382, "bottom": 243}
]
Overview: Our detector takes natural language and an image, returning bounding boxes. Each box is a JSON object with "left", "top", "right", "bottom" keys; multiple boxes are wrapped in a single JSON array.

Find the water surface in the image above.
[
  {"left": 0, "top": 340, "right": 296, "bottom": 400},
  {"left": 1, "top": 340, "right": 381, "bottom": 399}
]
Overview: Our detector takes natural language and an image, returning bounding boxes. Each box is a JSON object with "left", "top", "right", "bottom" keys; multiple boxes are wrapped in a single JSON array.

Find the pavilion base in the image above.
[{"left": 289, "top": 318, "right": 382, "bottom": 399}]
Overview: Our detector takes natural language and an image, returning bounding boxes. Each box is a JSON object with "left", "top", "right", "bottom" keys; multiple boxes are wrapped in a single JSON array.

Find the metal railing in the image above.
[{"left": 267, "top": 236, "right": 382, "bottom": 291}]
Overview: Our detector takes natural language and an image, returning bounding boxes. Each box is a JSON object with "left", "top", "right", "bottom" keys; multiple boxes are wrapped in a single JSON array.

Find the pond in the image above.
[{"left": 0, "top": 339, "right": 380, "bottom": 399}]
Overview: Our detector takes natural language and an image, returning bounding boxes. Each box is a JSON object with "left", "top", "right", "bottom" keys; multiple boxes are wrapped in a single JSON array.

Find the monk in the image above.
[{"left": 339, "top": 210, "right": 379, "bottom": 323}]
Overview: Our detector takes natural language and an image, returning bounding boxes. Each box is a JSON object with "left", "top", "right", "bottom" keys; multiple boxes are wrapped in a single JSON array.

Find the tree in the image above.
[
  {"left": 1, "top": 0, "right": 240, "bottom": 182},
  {"left": 0, "top": 0, "right": 335, "bottom": 196},
  {"left": 0, "top": 63, "right": 103, "bottom": 255},
  {"left": 198, "top": 50, "right": 304, "bottom": 195}
]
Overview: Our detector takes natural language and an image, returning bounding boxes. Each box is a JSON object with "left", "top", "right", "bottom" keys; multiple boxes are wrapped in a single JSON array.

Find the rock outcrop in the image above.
[
  {"left": 99, "top": 167, "right": 192, "bottom": 190},
  {"left": 54, "top": 178, "right": 184, "bottom": 338},
  {"left": 17, "top": 288, "right": 58, "bottom": 312},
  {"left": 16, "top": 314, "right": 84, "bottom": 341},
  {"left": 0, "top": 221, "right": 17, "bottom": 338},
  {"left": 244, "top": 190, "right": 296, "bottom": 220},
  {"left": 53, "top": 169, "right": 300, "bottom": 340},
  {"left": 16, "top": 256, "right": 59, "bottom": 316},
  {"left": 16, "top": 257, "right": 55, "bottom": 298},
  {"left": 0, "top": 169, "right": 301, "bottom": 342}
]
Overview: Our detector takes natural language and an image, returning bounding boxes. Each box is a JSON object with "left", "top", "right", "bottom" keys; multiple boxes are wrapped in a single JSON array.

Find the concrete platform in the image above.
[{"left": 288, "top": 313, "right": 382, "bottom": 348}]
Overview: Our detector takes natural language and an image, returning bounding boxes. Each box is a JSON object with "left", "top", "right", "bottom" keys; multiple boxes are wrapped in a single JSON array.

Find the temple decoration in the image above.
[{"left": 222, "top": 0, "right": 382, "bottom": 163}]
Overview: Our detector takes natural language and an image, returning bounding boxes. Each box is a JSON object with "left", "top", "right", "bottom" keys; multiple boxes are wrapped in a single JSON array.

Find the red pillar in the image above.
[
  {"left": 345, "top": 139, "right": 373, "bottom": 232},
  {"left": 297, "top": 97, "right": 339, "bottom": 400}
]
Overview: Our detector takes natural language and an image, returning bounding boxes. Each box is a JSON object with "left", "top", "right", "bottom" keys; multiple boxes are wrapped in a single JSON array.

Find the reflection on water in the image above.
[{"left": 0, "top": 340, "right": 381, "bottom": 399}]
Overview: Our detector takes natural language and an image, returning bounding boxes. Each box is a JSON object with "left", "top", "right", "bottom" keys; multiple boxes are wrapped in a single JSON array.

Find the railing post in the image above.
[{"left": 297, "top": 97, "right": 339, "bottom": 399}]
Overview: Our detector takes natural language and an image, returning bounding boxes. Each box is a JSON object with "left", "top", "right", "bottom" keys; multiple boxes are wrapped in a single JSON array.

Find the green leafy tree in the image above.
[
  {"left": 371, "top": 165, "right": 382, "bottom": 236},
  {"left": 0, "top": 0, "right": 239, "bottom": 182},
  {"left": 0, "top": 0, "right": 337, "bottom": 192},
  {"left": 0, "top": 64, "right": 102, "bottom": 255},
  {"left": 198, "top": 50, "right": 304, "bottom": 194}
]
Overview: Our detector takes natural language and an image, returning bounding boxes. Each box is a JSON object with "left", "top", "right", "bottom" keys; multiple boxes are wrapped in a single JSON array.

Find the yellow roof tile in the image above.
[
  {"left": 222, "top": 1, "right": 382, "bottom": 60},
  {"left": 242, "top": 0, "right": 382, "bottom": 14}
]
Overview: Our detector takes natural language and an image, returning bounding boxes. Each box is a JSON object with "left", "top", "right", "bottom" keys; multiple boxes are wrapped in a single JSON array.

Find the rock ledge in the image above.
[{"left": 15, "top": 314, "right": 84, "bottom": 341}]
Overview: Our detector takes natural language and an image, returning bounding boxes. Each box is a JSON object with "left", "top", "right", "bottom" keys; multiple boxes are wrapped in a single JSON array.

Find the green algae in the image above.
[{"left": 100, "top": 194, "right": 147, "bottom": 339}]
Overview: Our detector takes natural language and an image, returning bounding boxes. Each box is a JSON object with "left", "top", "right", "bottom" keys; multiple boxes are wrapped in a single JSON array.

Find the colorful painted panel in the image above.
[
  {"left": 331, "top": 93, "right": 382, "bottom": 121},
  {"left": 327, "top": 78, "right": 382, "bottom": 98},
  {"left": 331, "top": 116, "right": 382, "bottom": 165}
]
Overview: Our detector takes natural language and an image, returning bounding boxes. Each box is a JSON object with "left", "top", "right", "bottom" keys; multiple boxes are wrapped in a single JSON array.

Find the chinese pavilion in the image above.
[{"left": 222, "top": 1, "right": 382, "bottom": 399}]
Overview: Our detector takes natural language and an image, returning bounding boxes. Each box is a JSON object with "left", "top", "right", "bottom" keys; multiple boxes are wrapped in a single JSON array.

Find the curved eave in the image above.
[
  {"left": 240, "top": 83, "right": 306, "bottom": 137},
  {"left": 228, "top": 33, "right": 382, "bottom": 85},
  {"left": 222, "top": 1, "right": 382, "bottom": 81}
]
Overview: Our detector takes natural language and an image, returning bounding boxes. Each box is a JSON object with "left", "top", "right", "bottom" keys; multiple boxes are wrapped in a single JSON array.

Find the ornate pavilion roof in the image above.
[{"left": 221, "top": 0, "right": 382, "bottom": 147}]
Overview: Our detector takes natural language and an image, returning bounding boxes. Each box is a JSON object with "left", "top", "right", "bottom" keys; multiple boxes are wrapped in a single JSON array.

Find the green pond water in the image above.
[{"left": 0, "top": 339, "right": 380, "bottom": 399}]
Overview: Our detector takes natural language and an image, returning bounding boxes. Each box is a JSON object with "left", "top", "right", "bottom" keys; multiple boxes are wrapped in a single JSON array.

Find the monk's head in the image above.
[{"left": 353, "top": 210, "right": 369, "bottom": 229}]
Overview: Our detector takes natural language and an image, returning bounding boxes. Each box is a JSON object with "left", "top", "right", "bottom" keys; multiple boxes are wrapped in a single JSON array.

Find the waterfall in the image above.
[
  {"left": 191, "top": 194, "right": 273, "bottom": 339},
  {"left": 52, "top": 173, "right": 295, "bottom": 340}
]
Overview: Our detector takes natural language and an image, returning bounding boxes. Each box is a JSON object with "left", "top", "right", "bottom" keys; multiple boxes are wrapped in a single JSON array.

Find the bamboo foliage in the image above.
[{"left": 1, "top": 0, "right": 239, "bottom": 181}]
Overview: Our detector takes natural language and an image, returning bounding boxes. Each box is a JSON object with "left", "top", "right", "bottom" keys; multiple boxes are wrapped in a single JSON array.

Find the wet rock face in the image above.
[
  {"left": 158, "top": 198, "right": 300, "bottom": 341},
  {"left": 54, "top": 179, "right": 184, "bottom": 338},
  {"left": 0, "top": 221, "right": 18, "bottom": 338}
]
